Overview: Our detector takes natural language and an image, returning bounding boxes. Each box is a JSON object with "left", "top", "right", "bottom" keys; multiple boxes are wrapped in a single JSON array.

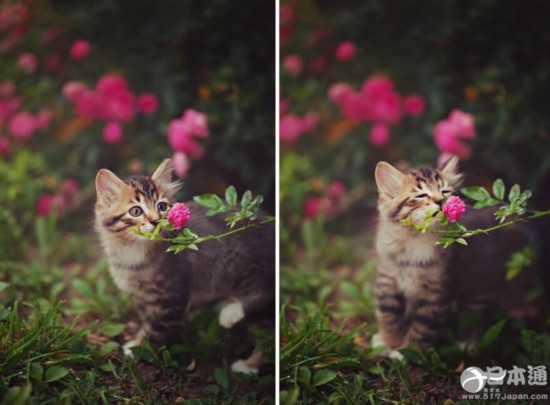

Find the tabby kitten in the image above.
[
  {"left": 95, "top": 159, "right": 275, "bottom": 374},
  {"left": 372, "top": 156, "right": 544, "bottom": 356}
]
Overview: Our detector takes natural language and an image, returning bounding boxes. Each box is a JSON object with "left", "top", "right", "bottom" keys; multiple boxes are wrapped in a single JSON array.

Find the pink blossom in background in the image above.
[
  {"left": 96, "top": 75, "right": 128, "bottom": 97},
  {"left": 17, "top": 52, "right": 38, "bottom": 73},
  {"left": 310, "top": 55, "right": 327, "bottom": 75},
  {"left": 43, "top": 53, "right": 65, "bottom": 74},
  {"left": 404, "top": 94, "right": 426, "bottom": 116},
  {"left": 442, "top": 195, "right": 466, "bottom": 223},
  {"left": 364, "top": 89, "right": 402, "bottom": 124},
  {"left": 137, "top": 93, "right": 159, "bottom": 114},
  {"left": 172, "top": 151, "right": 190, "bottom": 177},
  {"left": 341, "top": 91, "right": 367, "bottom": 121},
  {"left": 35, "top": 109, "right": 53, "bottom": 130},
  {"left": 433, "top": 109, "right": 476, "bottom": 159},
  {"left": 361, "top": 76, "right": 395, "bottom": 99},
  {"left": 280, "top": 4, "right": 294, "bottom": 26},
  {"left": 8, "top": 111, "right": 36, "bottom": 140},
  {"left": 335, "top": 41, "right": 356, "bottom": 62},
  {"left": 307, "top": 28, "right": 330, "bottom": 48},
  {"left": 74, "top": 89, "right": 101, "bottom": 120},
  {"left": 62, "top": 81, "right": 88, "bottom": 102},
  {"left": 167, "top": 119, "right": 203, "bottom": 157},
  {"left": 0, "top": 97, "right": 22, "bottom": 126},
  {"left": 328, "top": 82, "right": 354, "bottom": 105},
  {"left": 0, "top": 3, "right": 29, "bottom": 29},
  {"left": 328, "top": 180, "right": 346, "bottom": 200},
  {"left": 181, "top": 108, "right": 208, "bottom": 138},
  {"left": 302, "top": 111, "right": 319, "bottom": 132},
  {"left": 70, "top": 39, "right": 90, "bottom": 60},
  {"left": 60, "top": 178, "right": 79, "bottom": 197},
  {"left": 283, "top": 54, "right": 304, "bottom": 76},
  {"left": 304, "top": 196, "right": 331, "bottom": 220},
  {"left": 448, "top": 109, "right": 476, "bottom": 139},
  {"left": 102, "top": 121, "right": 123, "bottom": 144},
  {"left": 102, "top": 89, "right": 136, "bottom": 122},
  {"left": 280, "top": 114, "right": 305, "bottom": 143},
  {"left": 168, "top": 202, "right": 191, "bottom": 229},
  {"left": 0, "top": 137, "right": 10, "bottom": 156},
  {"left": 36, "top": 194, "right": 63, "bottom": 217},
  {"left": 369, "top": 123, "right": 391, "bottom": 147}
]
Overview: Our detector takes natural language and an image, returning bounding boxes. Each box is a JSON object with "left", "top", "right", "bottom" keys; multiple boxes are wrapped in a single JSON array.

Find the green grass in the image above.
[
  {"left": 280, "top": 215, "right": 550, "bottom": 404},
  {"left": 0, "top": 216, "right": 274, "bottom": 404}
]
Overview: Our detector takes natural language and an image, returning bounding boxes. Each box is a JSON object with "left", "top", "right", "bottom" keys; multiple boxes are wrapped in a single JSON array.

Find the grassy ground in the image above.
[
  {"left": 279, "top": 209, "right": 550, "bottom": 404},
  {"left": 0, "top": 215, "right": 274, "bottom": 404}
]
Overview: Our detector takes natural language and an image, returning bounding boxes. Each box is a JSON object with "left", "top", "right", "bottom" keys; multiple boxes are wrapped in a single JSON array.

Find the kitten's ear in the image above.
[
  {"left": 439, "top": 155, "right": 463, "bottom": 187},
  {"left": 96, "top": 169, "right": 126, "bottom": 206},
  {"left": 151, "top": 159, "right": 173, "bottom": 185},
  {"left": 375, "top": 161, "right": 406, "bottom": 199}
]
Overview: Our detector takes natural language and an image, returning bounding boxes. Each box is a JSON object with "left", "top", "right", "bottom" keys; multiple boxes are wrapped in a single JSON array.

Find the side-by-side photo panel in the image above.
[
  {"left": 279, "top": 1, "right": 550, "bottom": 402},
  {"left": 0, "top": 1, "right": 276, "bottom": 403}
]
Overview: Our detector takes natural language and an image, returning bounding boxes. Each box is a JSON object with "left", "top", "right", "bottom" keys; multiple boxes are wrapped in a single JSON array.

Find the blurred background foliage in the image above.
[
  {"left": 0, "top": 0, "right": 275, "bottom": 261},
  {"left": 280, "top": 0, "right": 550, "bottom": 254}
]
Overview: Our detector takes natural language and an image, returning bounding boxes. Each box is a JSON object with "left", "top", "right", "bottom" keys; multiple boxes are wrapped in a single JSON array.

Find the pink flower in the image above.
[
  {"left": 361, "top": 76, "right": 395, "bottom": 99},
  {"left": 17, "top": 52, "right": 38, "bottom": 73},
  {"left": 328, "top": 83, "right": 354, "bottom": 105},
  {"left": 70, "top": 39, "right": 91, "bottom": 60},
  {"left": 60, "top": 178, "right": 79, "bottom": 197},
  {"left": 442, "top": 195, "right": 466, "bottom": 223},
  {"left": 303, "top": 196, "right": 331, "bottom": 220},
  {"left": 96, "top": 75, "right": 128, "bottom": 97},
  {"left": 369, "top": 123, "right": 390, "bottom": 147},
  {"left": 8, "top": 112, "right": 36, "bottom": 140},
  {"left": 172, "top": 151, "right": 190, "bottom": 178},
  {"left": 181, "top": 108, "right": 208, "bottom": 138},
  {"left": 280, "top": 114, "right": 305, "bottom": 143},
  {"left": 103, "top": 89, "right": 136, "bottom": 122},
  {"left": 62, "top": 81, "right": 88, "bottom": 102},
  {"left": 302, "top": 111, "right": 319, "bottom": 132},
  {"left": 102, "top": 122, "right": 123, "bottom": 144},
  {"left": 35, "top": 109, "right": 53, "bottom": 130},
  {"left": 137, "top": 93, "right": 159, "bottom": 114},
  {"left": 437, "top": 152, "right": 455, "bottom": 168},
  {"left": 328, "top": 180, "right": 346, "bottom": 200},
  {"left": 448, "top": 109, "right": 476, "bottom": 139},
  {"left": 434, "top": 119, "right": 471, "bottom": 159},
  {"left": 36, "top": 194, "right": 64, "bottom": 217},
  {"left": 0, "top": 136, "right": 10, "bottom": 156},
  {"left": 341, "top": 91, "right": 367, "bottom": 121},
  {"left": 0, "top": 81, "right": 15, "bottom": 98},
  {"left": 0, "top": 97, "right": 22, "bottom": 127},
  {"left": 404, "top": 94, "right": 425, "bottom": 116},
  {"left": 283, "top": 54, "right": 304, "bottom": 76},
  {"left": 335, "top": 41, "right": 356, "bottom": 62},
  {"left": 74, "top": 89, "right": 102, "bottom": 120},
  {"left": 168, "top": 202, "right": 192, "bottom": 229},
  {"left": 364, "top": 88, "right": 402, "bottom": 124},
  {"left": 168, "top": 119, "right": 202, "bottom": 156}
]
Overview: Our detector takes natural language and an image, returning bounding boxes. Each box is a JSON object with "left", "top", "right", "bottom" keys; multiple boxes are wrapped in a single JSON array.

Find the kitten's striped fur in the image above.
[
  {"left": 95, "top": 159, "right": 275, "bottom": 373},
  {"left": 373, "top": 157, "right": 546, "bottom": 355}
]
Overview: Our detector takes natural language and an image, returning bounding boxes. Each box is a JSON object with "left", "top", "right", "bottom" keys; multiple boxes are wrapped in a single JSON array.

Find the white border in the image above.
[{"left": 274, "top": 0, "right": 280, "bottom": 402}]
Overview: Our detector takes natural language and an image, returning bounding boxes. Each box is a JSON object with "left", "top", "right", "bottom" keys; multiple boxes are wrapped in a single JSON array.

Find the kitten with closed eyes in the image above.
[
  {"left": 372, "top": 156, "right": 547, "bottom": 358},
  {"left": 94, "top": 159, "right": 275, "bottom": 374}
]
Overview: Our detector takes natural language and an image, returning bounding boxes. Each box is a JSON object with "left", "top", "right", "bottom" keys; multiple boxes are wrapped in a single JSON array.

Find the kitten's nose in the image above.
[
  {"left": 149, "top": 218, "right": 159, "bottom": 226},
  {"left": 435, "top": 198, "right": 444, "bottom": 206}
]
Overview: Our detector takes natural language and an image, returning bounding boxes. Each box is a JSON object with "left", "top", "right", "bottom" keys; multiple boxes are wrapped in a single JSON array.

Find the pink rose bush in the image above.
[
  {"left": 280, "top": 111, "right": 319, "bottom": 144},
  {"left": 36, "top": 178, "right": 80, "bottom": 217},
  {"left": 70, "top": 39, "right": 90, "bottom": 60},
  {"left": 434, "top": 109, "right": 476, "bottom": 160},
  {"left": 168, "top": 202, "right": 192, "bottom": 229},
  {"left": 62, "top": 75, "right": 160, "bottom": 144},
  {"left": 328, "top": 76, "right": 426, "bottom": 147},
  {"left": 442, "top": 195, "right": 466, "bottom": 223},
  {"left": 167, "top": 108, "right": 209, "bottom": 177},
  {"left": 304, "top": 180, "right": 347, "bottom": 220},
  {"left": 335, "top": 41, "right": 356, "bottom": 63}
]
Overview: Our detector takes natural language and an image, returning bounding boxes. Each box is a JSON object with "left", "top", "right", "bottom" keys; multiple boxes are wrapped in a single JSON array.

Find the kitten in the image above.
[
  {"left": 94, "top": 159, "right": 275, "bottom": 374},
  {"left": 372, "top": 156, "right": 545, "bottom": 357}
]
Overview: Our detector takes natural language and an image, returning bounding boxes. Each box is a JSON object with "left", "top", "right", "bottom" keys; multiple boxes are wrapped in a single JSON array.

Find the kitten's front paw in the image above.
[
  {"left": 231, "top": 360, "right": 259, "bottom": 375},
  {"left": 122, "top": 339, "right": 139, "bottom": 357},
  {"left": 370, "top": 333, "right": 404, "bottom": 361},
  {"left": 219, "top": 302, "right": 245, "bottom": 329},
  {"left": 371, "top": 333, "right": 385, "bottom": 348}
]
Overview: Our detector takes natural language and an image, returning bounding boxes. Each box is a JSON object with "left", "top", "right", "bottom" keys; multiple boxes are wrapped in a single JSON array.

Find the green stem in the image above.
[
  {"left": 192, "top": 217, "right": 275, "bottom": 245},
  {"left": 433, "top": 209, "right": 550, "bottom": 239}
]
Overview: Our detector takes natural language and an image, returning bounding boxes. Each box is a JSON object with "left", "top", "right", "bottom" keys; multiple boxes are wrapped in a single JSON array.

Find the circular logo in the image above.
[{"left": 460, "top": 367, "right": 487, "bottom": 393}]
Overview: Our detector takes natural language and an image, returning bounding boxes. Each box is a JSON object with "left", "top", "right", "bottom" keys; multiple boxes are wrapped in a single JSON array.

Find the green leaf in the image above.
[
  {"left": 297, "top": 366, "right": 311, "bottom": 386},
  {"left": 461, "top": 186, "right": 491, "bottom": 202},
  {"left": 455, "top": 238, "right": 468, "bottom": 246},
  {"left": 72, "top": 279, "right": 94, "bottom": 298},
  {"left": 44, "top": 366, "right": 69, "bottom": 383},
  {"left": 0, "top": 281, "right": 9, "bottom": 291},
  {"left": 480, "top": 319, "right": 507, "bottom": 348},
  {"left": 225, "top": 186, "right": 237, "bottom": 206},
  {"left": 214, "top": 368, "right": 228, "bottom": 389},
  {"left": 97, "top": 322, "right": 126, "bottom": 337},
  {"left": 508, "top": 184, "right": 520, "bottom": 203},
  {"left": 506, "top": 246, "right": 534, "bottom": 280},
  {"left": 241, "top": 190, "right": 252, "bottom": 208},
  {"left": 492, "top": 178, "right": 505, "bottom": 201},
  {"left": 194, "top": 194, "right": 224, "bottom": 209},
  {"left": 340, "top": 281, "right": 360, "bottom": 300},
  {"left": 312, "top": 369, "right": 337, "bottom": 386},
  {"left": 99, "top": 341, "right": 120, "bottom": 356},
  {"left": 29, "top": 363, "right": 43, "bottom": 383},
  {"left": 99, "top": 361, "right": 116, "bottom": 372}
]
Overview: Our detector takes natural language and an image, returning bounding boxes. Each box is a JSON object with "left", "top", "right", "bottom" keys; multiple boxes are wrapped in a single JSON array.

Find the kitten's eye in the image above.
[
  {"left": 157, "top": 202, "right": 168, "bottom": 212},
  {"left": 415, "top": 193, "right": 429, "bottom": 198},
  {"left": 129, "top": 206, "right": 143, "bottom": 217},
  {"left": 441, "top": 189, "right": 452, "bottom": 195}
]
